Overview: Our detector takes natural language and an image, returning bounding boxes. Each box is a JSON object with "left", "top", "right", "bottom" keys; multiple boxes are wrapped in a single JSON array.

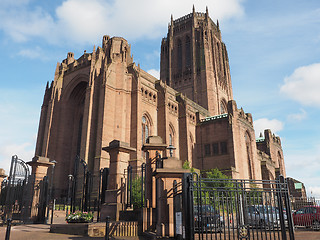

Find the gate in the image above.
[
  {"left": 71, "top": 156, "right": 94, "bottom": 213},
  {"left": 3, "top": 155, "right": 30, "bottom": 221},
  {"left": 182, "top": 173, "right": 295, "bottom": 240}
]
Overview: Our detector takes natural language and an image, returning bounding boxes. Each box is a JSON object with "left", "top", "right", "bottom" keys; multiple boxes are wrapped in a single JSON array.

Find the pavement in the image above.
[
  {"left": 0, "top": 211, "right": 319, "bottom": 240},
  {"left": 0, "top": 224, "right": 101, "bottom": 240},
  {"left": 1, "top": 224, "right": 320, "bottom": 240}
]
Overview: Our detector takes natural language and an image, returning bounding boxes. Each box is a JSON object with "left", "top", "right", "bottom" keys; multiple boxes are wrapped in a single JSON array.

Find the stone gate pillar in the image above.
[
  {"left": 101, "top": 140, "right": 136, "bottom": 221},
  {"left": 142, "top": 136, "right": 190, "bottom": 237},
  {"left": 26, "top": 156, "right": 54, "bottom": 222},
  {"left": 142, "top": 136, "right": 167, "bottom": 208}
]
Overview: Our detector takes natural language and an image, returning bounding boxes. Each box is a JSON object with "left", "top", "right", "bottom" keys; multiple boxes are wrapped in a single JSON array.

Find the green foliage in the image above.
[
  {"left": 182, "top": 160, "right": 195, "bottom": 172},
  {"left": 182, "top": 160, "right": 190, "bottom": 169},
  {"left": 66, "top": 211, "right": 93, "bottom": 223},
  {"left": 203, "top": 168, "right": 229, "bottom": 180},
  {"left": 201, "top": 168, "right": 233, "bottom": 190},
  {"left": 246, "top": 183, "right": 263, "bottom": 205},
  {"left": 195, "top": 168, "right": 235, "bottom": 208},
  {"left": 131, "top": 176, "right": 144, "bottom": 209}
]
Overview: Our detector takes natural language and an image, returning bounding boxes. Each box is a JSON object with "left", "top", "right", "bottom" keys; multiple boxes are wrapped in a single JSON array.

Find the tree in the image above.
[
  {"left": 199, "top": 168, "right": 235, "bottom": 207},
  {"left": 131, "top": 176, "right": 144, "bottom": 209},
  {"left": 201, "top": 168, "right": 233, "bottom": 190}
]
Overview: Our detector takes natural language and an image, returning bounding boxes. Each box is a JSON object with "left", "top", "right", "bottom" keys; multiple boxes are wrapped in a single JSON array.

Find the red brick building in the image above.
[{"left": 34, "top": 8, "right": 286, "bottom": 197}]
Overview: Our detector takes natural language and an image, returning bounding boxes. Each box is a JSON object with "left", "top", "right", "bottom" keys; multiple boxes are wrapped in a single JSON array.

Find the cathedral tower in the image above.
[{"left": 160, "top": 7, "right": 233, "bottom": 116}]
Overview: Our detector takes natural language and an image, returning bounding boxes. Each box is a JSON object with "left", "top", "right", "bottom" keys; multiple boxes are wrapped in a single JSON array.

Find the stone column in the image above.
[
  {"left": 141, "top": 136, "right": 167, "bottom": 233},
  {"left": 101, "top": 140, "right": 136, "bottom": 221},
  {"left": 0, "top": 169, "right": 7, "bottom": 193},
  {"left": 142, "top": 136, "right": 167, "bottom": 208},
  {"left": 25, "top": 156, "right": 54, "bottom": 222},
  {"left": 154, "top": 158, "right": 190, "bottom": 237}
]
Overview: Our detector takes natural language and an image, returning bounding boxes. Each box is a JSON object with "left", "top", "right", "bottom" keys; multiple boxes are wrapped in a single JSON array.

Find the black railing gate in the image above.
[
  {"left": 2, "top": 155, "right": 31, "bottom": 222},
  {"left": 71, "top": 156, "right": 94, "bottom": 213},
  {"left": 182, "top": 173, "right": 295, "bottom": 240}
]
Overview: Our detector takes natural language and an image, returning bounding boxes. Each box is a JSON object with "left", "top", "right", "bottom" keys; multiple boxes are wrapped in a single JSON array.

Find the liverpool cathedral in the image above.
[{"left": 34, "top": 8, "right": 286, "bottom": 198}]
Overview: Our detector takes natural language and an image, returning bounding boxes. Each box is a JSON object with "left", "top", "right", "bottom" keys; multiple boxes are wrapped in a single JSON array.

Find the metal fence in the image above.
[{"left": 181, "top": 173, "right": 295, "bottom": 240}]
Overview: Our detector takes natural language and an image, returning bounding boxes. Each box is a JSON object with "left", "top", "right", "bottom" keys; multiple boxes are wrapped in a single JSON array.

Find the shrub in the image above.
[{"left": 66, "top": 211, "right": 93, "bottom": 223}]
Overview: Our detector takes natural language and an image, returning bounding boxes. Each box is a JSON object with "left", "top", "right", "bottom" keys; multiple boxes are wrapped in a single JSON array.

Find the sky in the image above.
[{"left": 0, "top": 0, "right": 319, "bottom": 197}]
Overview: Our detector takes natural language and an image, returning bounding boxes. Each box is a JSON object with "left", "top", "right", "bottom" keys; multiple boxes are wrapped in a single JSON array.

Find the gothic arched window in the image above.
[
  {"left": 277, "top": 151, "right": 283, "bottom": 174},
  {"left": 245, "top": 131, "right": 253, "bottom": 179},
  {"left": 142, "top": 115, "right": 151, "bottom": 144},
  {"left": 142, "top": 115, "right": 152, "bottom": 158},
  {"left": 220, "top": 99, "right": 228, "bottom": 114}
]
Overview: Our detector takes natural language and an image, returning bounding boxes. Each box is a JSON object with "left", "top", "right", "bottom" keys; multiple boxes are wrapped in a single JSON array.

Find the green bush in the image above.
[
  {"left": 66, "top": 211, "right": 93, "bottom": 223},
  {"left": 131, "top": 176, "right": 144, "bottom": 209}
]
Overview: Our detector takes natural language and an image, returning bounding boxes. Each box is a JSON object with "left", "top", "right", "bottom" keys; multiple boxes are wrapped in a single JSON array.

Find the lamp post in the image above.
[
  {"left": 46, "top": 160, "right": 57, "bottom": 224},
  {"left": 50, "top": 160, "right": 57, "bottom": 224},
  {"left": 66, "top": 175, "right": 74, "bottom": 217},
  {"left": 80, "top": 158, "right": 87, "bottom": 212}
]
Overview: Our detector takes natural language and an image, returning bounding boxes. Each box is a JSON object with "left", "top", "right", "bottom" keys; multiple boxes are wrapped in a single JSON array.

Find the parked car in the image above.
[
  {"left": 194, "top": 205, "right": 224, "bottom": 232},
  {"left": 245, "top": 205, "right": 280, "bottom": 229},
  {"left": 276, "top": 207, "right": 288, "bottom": 227},
  {"left": 293, "top": 206, "right": 320, "bottom": 230}
]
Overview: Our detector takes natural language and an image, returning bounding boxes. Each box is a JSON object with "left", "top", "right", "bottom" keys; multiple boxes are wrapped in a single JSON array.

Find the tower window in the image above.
[
  {"left": 185, "top": 36, "right": 191, "bottom": 68},
  {"left": 220, "top": 142, "right": 227, "bottom": 154},
  {"left": 212, "top": 143, "right": 219, "bottom": 155},
  {"left": 177, "top": 39, "right": 182, "bottom": 72},
  {"left": 204, "top": 144, "right": 211, "bottom": 156}
]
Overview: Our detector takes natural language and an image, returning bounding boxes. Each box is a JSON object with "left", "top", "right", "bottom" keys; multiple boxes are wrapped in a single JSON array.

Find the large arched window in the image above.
[
  {"left": 61, "top": 79, "right": 88, "bottom": 182},
  {"left": 245, "top": 131, "right": 253, "bottom": 179},
  {"left": 189, "top": 133, "right": 194, "bottom": 163},
  {"left": 142, "top": 115, "right": 152, "bottom": 158},
  {"left": 142, "top": 115, "right": 151, "bottom": 144},
  {"left": 68, "top": 81, "right": 87, "bottom": 157},
  {"left": 277, "top": 151, "right": 283, "bottom": 175}
]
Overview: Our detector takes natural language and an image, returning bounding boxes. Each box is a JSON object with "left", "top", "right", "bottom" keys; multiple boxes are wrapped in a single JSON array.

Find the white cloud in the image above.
[
  {"left": 17, "top": 46, "right": 47, "bottom": 60},
  {"left": 0, "top": 5, "right": 55, "bottom": 43},
  {"left": 285, "top": 152, "right": 320, "bottom": 199},
  {"left": 287, "top": 109, "right": 307, "bottom": 122},
  {"left": 253, "top": 118, "right": 284, "bottom": 138},
  {"left": 0, "top": 0, "right": 245, "bottom": 46},
  {"left": 147, "top": 69, "right": 160, "bottom": 79},
  {"left": 280, "top": 63, "right": 320, "bottom": 107},
  {"left": 308, "top": 186, "right": 320, "bottom": 199}
]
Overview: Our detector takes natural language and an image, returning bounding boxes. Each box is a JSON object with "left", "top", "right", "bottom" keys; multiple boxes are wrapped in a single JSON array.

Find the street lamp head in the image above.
[
  {"left": 80, "top": 158, "right": 88, "bottom": 168},
  {"left": 68, "top": 174, "right": 73, "bottom": 180},
  {"left": 51, "top": 160, "right": 57, "bottom": 165}
]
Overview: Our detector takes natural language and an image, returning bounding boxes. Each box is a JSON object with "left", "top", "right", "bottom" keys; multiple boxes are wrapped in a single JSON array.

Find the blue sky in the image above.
[{"left": 0, "top": 0, "right": 319, "bottom": 197}]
